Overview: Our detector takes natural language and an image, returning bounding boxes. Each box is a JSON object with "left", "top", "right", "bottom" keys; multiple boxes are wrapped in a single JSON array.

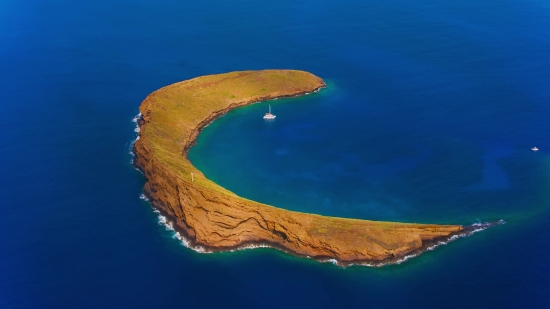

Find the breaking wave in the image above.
[
  {"left": 144, "top": 194, "right": 503, "bottom": 268},
  {"left": 371, "top": 220, "right": 505, "bottom": 267},
  {"left": 129, "top": 113, "right": 142, "bottom": 163},
  {"left": 140, "top": 189, "right": 505, "bottom": 267},
  {"left": 132, "top": 113, "right": 141, "bottom": 123},
  {"left": 151, "top": 206, "right": 272, "bottom": 254},
  {"left": 152, "top": 208, "right": 211, "bottom": 253}
]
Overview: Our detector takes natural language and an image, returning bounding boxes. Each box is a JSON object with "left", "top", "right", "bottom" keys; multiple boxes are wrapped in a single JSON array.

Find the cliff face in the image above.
[{"left": 133, "top": 70, "right": 466, "bottom": 266}]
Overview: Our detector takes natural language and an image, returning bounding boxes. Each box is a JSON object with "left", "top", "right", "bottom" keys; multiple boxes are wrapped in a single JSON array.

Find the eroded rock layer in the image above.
[{"left": 134, "top": 70, "right": 467, "bottom": 265}]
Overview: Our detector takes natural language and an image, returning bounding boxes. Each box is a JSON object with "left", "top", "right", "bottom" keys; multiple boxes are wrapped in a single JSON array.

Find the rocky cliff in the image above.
[{"left": 133, "top": 70, "right": 475, "bottom": 266}]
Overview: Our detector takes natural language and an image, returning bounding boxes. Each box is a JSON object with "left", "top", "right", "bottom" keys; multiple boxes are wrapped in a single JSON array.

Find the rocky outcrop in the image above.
[{"left": 133, "top": 70, "right": 481, "bottom": 266}]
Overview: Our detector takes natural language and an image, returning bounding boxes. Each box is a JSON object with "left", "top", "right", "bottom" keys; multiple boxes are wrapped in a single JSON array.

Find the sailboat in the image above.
[{"left": 263, "top": 104, "right": 276, "bottom": 120}]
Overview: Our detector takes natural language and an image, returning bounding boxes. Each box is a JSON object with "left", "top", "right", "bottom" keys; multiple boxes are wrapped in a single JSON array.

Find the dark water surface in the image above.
[{"left": 1, "top": 0, "right": 549, "bottom": 307}]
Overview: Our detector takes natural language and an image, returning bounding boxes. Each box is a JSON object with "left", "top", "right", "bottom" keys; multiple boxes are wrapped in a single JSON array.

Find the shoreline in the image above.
[
  {"left": 132, "top": 70, "right": 496, "bottom": 266},
  {"left": 182, "top": 86, "right": 324, "bottom": 157},
  {"left": 138, "top": 186, "right": 502, "bottom": 267}
]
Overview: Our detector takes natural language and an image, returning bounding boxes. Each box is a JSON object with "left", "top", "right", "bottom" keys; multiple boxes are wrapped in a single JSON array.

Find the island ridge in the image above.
[{"left": 133, "top": 69, "right": 485, "bottom": 266}]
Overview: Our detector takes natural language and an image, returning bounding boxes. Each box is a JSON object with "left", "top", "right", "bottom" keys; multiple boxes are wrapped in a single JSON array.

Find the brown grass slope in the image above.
[{"left": 133, "top": 70, "right": 464, "bottom": 265}]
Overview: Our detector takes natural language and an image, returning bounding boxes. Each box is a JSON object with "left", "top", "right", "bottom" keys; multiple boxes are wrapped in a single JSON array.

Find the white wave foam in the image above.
[
  {"left": 345, "top": 221, "right": 502, "bottom": 268},
  {"left": 226, "top": 243, "right": 270, "bottom": 252},
  {"left": 154, "top": 214, "right": 500, "bottom": 267},
  {"left": 151, "top": 207, "right": 280, "bottom": 254},
  {"left": 128, "top": 113, "right": 143, "bottom": 162},
  {"left": 132, "top": 113, "right": 142, "bottom": 123},
  {"left": 151, "top": 208, "right": 211, "bottom": 253},
  {"left": 139, "top": 191, "right": 502, "bottom": 268}
]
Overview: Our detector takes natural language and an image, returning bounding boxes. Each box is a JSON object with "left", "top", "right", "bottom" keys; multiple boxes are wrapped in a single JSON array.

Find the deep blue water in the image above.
[{"left": 1, "top": 0, "right": 550, "bottom": 307}]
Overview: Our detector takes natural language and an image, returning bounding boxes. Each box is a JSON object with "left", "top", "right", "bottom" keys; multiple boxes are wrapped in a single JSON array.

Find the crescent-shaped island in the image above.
[{"left": 133, "top": 70, "right": 494, "bottom": 266}]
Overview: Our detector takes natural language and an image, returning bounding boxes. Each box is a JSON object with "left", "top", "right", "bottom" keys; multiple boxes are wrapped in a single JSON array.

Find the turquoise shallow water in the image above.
[{"left": 1, "top": 0, "right": 550, "bottom": 307}]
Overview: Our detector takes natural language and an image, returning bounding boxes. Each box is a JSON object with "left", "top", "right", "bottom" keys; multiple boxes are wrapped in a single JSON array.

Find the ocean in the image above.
[{"left": 1, "top": 0, "right": 549, "bottom": 307}]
